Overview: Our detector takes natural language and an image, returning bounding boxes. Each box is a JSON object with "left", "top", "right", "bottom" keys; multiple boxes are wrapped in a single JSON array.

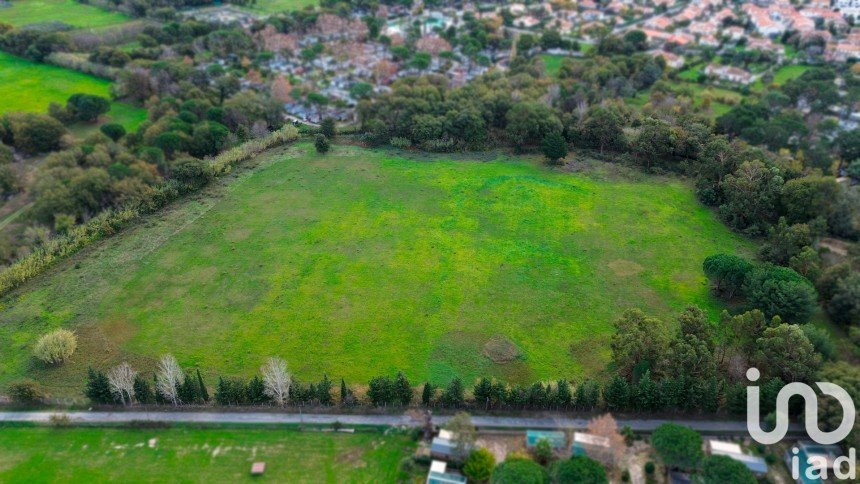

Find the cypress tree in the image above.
[
  {"left": 340, "top": 378, "right": 351, "bottom": 406},
  {"left": 603, "top": 375, "right": 630, "bottom": 411},
  {"left": 247, "top": 375, "right": 267, "bottom": 405},
  {"left": 84, "top": 367, "right": 113, "bottom": 404},
  {"left": 133, "top": 374, "right": 154, "bottom": 404},
  {"left": 154, "top": 374, "right": 166, "bottom": 405},
  {"left": 421, "top": 382, "right": 434, "bottom": 406},
  {"left": 555, "top": 379, "right": 572, "bottom": 409},
  {"left": 393, "top": 372, "right": 412, "bottom": 406},
  {"left": 318, "top": 375, "right": 333, "bottom": 405},
  {"left": 474, "top": 377, "right": 493, "bottom": 409},
  {"left": 440, "top": 378, "right": 464, "bottom": 408},
  {"left": 634, "top": 370, "right": 660, "bottom": 411},
  {"left": 368, "top": 376, "right": 393, "bottom": 407},
  {"left": 196, "top": 369, "right": 209, "bottom": 402},
  {"left": 178, "top": 373, "right": 199, "bottom": 405}
]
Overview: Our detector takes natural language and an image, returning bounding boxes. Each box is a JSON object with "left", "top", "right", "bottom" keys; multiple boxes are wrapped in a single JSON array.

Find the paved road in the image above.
[{"left": 0, "top": 411, "right": 801, "bottom": 436}]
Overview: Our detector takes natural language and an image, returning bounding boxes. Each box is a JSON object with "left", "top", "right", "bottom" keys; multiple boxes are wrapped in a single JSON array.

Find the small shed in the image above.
[
  {"left": 572, "top": 432, "right": 610, "bottom": 456},
  {"left": 427, "top": 460, "right": 468, "bottom": 484},
  {"left": 250, "top": 462, "right": 266, "bottom": 476},
  {"left": 526, "top": 430, "right": 566, "bottom": 449}
]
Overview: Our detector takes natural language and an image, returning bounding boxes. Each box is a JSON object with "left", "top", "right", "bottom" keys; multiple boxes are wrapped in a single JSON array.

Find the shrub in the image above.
[
  {"left": 464, "top": 448, "right": 496, "bottom": 482},
  {"left": 66, "top": 93, "right": 110, "bottom": 122},
  {"left": 390, "top": 136, "right": 411, "bottom": 149},
  {"left": 320, "top": 117, "right": 336, "bottom": 138},
  {"left": 644, "top": 461, "right": 655, "bottom": 475},
  {"left": 4, "top": 113, "right": 67, "bottom": 154},
  {"left": 651, "top": 423, "right": 702, "bottom": 471},
  {"left": 701, "top": 455, "right": 756, "bottom": 484},
  {"left": 551, "top": 455, "right": 607, "bottom": 483},
  {"left": 8, "top": 379, "right": 44, "bottom": 404},
  {"left": 100, "top": 123, "right": 126, "bottom": 141},
  {"left": 33, "top": 329, "right": 77, "bottom": 364},
  {"left": 491, "top": 457, "right": 548, "bottom": 484},
  {"left": 315, "top": 134, "right": 330, "bottom": 154}
]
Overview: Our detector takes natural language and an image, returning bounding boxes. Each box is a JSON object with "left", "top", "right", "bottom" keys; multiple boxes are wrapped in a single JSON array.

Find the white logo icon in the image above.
[{"left": 746, "top": 367, "right": 855, "bottom": 445}]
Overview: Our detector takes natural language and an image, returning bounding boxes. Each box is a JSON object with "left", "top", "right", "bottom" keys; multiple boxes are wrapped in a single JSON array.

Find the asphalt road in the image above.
[{"left": 0, "top": 411, "right": 799, "bottom": 436}]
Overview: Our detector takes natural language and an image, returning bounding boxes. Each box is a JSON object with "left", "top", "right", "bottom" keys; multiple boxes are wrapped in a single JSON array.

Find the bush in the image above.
[
  {"left": 644, "top": 461, "right": 655, "bottom": 475},
  {"left": 701, "top": 455, "right": 756, "bottom": 484},
  {"left": 4, "top": 113, "right": 67, "bottom": 154},
  {"left": 390, "top": 137, "right": 412, "bottom": 149},
  {"left": 33, "top": 328, "right": 77, "bottom": 364},
  {"left": 551, "top": 456, "right": 607, "bottom": 483},
  {"left": 100, "top": 123, "right": 126, "bottom": 141},
  {"left": 651, "top": 424, "right": 702, "bottom": 471},
  {"left": 491, "top": 457, "right": 548, "bottom": 484},
  {"left": 320, "top": 117, "right": 336, "bottom": 138},
  {"left": 315, "top": 134, "right": 330, "bottom": 154},
  {"left": 8, "top": 379, "right": 44, "bottom": 404},
  {"left": 464, "top": 448, "right": 496, "bottom": 482},
  {"left": 66, "top": 93, "right": 110, "bottom": 122}
]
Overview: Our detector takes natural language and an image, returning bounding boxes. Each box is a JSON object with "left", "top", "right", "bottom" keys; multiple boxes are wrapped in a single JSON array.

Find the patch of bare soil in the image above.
[{"left": 483, "top": 336, "right": 522, "bottom": 363}]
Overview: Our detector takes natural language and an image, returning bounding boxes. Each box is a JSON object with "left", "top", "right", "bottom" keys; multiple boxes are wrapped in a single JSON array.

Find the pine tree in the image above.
[
  {"left": 154, "top": 374, "right": 166, "bottom": 405},
  {"left": 634, "top": 370, "right": 660, "bottom": 411},
  {"left": 441, "top": 378, "right": 465, "bottom": 408},
  {"left": 540, "top": 131, "right": 568, "bottom": 164},
  {"left": 603, "top": 375, "right": 630, "bottom": 411},
  {"left": 196, "top": 369, "right": 209, "bottom": 402},
  {"left": 474, "top": 377, "right": 493, "bottom": 409},
  {"left": 527, "top": 382, "right": 547, "bottom": 409},
  {"left": 247, "top": 375, "right": 267, "bottom": 405},
  {"left": 318, "top": 375, "right": 333, "bottom": 405},
  {"left": 421, "top": 382, "right": 434, "bottom": 406},
  {"left": 393, "top": 372, "right": 412, "bottom": 406},
  {"left": 367, "top": 376, "right": 393, "bottom": 407},
  {"left": 133, "top": 375, "right": 154, "bottom": 404},
  {"left": 84, "top": 367, "right": 114, "bottom": 404},
  {"left": 555, "top": 379, "right": 572, "bottom": 409},
  {"left": 178, "top": 373, "right": 199, "bottom": 405},
  {"left": 340, "top": 378, "right": 351, "bottom": 406}
]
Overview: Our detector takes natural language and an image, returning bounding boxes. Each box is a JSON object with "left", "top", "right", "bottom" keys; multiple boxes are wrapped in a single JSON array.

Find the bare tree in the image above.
[
  {"left": 261, "top": 357, "right": 291, "bottom": 406},
  {"left": 156, "top": 354, "right": 184, "bottom": 406},
  {"left": 107, "top": 362, "right": 137, "bottom": 405}
]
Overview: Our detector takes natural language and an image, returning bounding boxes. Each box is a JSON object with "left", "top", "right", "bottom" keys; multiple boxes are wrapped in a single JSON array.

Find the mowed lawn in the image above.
[
  {"left": 244, "top": 0, "right": 319, "bottom": 13},
  {"left": 0, "top": 426, "right": 413, "bottom": 482},
  {"left": 0, "top": 52, "right": 147, "bottom": 131},
  {"left": 0, "top": 0, "right": 129, "bottom": 28},
  {"left": 0, "top": 144, "right": 752, "bottom": 394}
]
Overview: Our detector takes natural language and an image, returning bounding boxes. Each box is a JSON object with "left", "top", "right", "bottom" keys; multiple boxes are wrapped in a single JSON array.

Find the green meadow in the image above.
[
  {"left": 244, "top": 0, "right": 319, "bottom": 13},
  {"left": 0, "top": 52, "right": 146, "bottom": 131},
  {"left": 0, "top": 144, "right": 752, "bottom": 394},
  {"left": 0, "top": 426, "right": 413, "bottom": 482},
  {"left": 0, "top": 0, "right": 129, "bottom": 28}
]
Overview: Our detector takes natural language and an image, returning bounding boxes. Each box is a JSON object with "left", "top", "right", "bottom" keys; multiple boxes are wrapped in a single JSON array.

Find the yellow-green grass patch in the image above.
[
  {"left": 0, "top": 0, "right": 129, "bottom": 28},
  {"left": 0, "top": 144, "right": 754, "bottom": 394},
  {"left": 0, "top": 426, "right": 414, "bottom": 482}
]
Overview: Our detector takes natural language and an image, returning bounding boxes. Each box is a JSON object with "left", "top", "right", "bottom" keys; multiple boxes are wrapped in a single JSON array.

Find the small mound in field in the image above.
[
  {"left": 483, "top": 336, "right": 522, "bottom": 363},
  {"left": 608, "top": 259, "right": 643, "bottom": 277}
]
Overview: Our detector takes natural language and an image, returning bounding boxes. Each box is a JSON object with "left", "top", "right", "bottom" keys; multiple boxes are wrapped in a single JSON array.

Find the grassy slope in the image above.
[
  {"left": 0, "top": 426, "right": 413, "bottom": 482},
  {"left": 0, "top": 0, "right": 129, "bottom": 28},
  {"left": 0, "top": 144, "right": 753, "bottom": 394},
  {"left": 0, "top": 52, "right": 147, "bottom": 131},
  {"left": 243, "top": 0, "right": 319, "bottom": 13}
]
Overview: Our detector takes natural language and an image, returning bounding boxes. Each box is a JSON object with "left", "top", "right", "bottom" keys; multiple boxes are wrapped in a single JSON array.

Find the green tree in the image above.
[
  {"left": 701, "top": 455, "right": 756, "bottom": 484},
  {"left": 441, "top": 377, "right": 465, "bottom": 407},
  {"left": 534, "top": 438, "right": 554, "bottom": 465},
  {"left": 491, "top": 457, "right": 548, "bottom": 484},
  {"left": 393, "top": 372, "right": 412, "bottom": 406},
  {"left": 5, "top": 113, "right": 66, "bottom": 154},
  {"left": 8, "top": 379, "right": 44, "bottom": 405},
  {"left": 651, "top": 424, "right": 702, "bottom": 471},
  {"left": 755, "top": 323, "right": 821, "bottom": 382},
  {"left": 827, "top": 273, "right": 860, "bottom": 326},
  {"left": 541, "top": 131, "right": 568, "bottom": 164},
  {"left": 603, "top": 375, "right": 630, "bottom": 411},
  {"left": 506, "top": 102, "right": 562, "bottom": 147},
  {"left": 191, "top": 121, "right": 230, "bottom": 157},
  {"left": 421, "top": 382, "right": 435, "bottom": 406},
  {"left": 780, "top": 175, "right": 841, "bottom": 225},
  {"left": 703, "top": 254, "right": 753, "bottom": 298},
  {"left": 320, "top": 117, "right": 336, "bottom": 138},
  {"left": 66, "top": 93, "right": 110, "bottom": 122},
  {"left": 99, "top": 123, "right": 126, "bottom": 141},
  {"left": 367, "top": 376, "right": 393, "bottom": 406},
  {"left": 743, "top": 264, "right": 817, "bottom": 322},
  {"left": 759, "top": 218, "right": 813, "bottom": 265},
  {"left": 85, "top": 367, "right": 114, "bottom": 404},
  {"left": 464, "top": 448, "right": 496, "bottom": 482},
  {"left": 631, "top": 118, "right": 675, "bottom": 170},
  {"left": 196, "top": 368, "right": 209, "bottom": 402},
  {"left": 610, "top": 309, "right": 669, "bottom": 378},
  {"left": 551, "top": 455, "right": 608, "bottom": 484},
  {"left": 633, "top": 370, "right": 660, "bottom": 411},
  {"left": 718, "top": 161, "right": 783, "bottom": 236},
  {"left": 133, "top": 375, "right": 154, "bottom": 404},
  {"left": 576, "top": 106, "right": 626, "bottom": 154},
  {"left": 314, "top": 134, "right": 330, "bottom": 154}
]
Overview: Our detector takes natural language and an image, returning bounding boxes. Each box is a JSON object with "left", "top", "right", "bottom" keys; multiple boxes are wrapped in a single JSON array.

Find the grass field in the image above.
[
  {"left": 243, "top": 0, "right": 319, "bottom": 13},
  {"left": 0, "top": 0, "right": 129, "bottom": 28},
  {"left": 0, "top": 52, "right": 147, "bottom": 132},
  {"left": 0, "top": 144, "right": 753, "bottom": 394},
  {"left": 540, "top": 54, "right": 570, "bottom": 77},
  {"left": 752, "top": 64, "right": 810, "bottom": 92},
  {"left": 0, "top": 426, "right": 413, "bottom": 482}
]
